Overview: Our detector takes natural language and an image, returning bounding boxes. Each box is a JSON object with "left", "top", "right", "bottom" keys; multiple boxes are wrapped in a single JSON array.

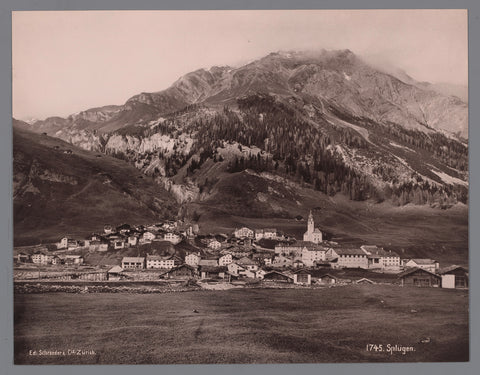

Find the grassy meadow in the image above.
[{"left": 14, "top": 285, "right": 468, "bottom": 364}]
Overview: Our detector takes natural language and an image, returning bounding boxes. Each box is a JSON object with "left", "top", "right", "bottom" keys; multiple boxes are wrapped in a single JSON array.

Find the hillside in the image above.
[{"left": 13, "top": 125, "right": 178, "bottom": 245}]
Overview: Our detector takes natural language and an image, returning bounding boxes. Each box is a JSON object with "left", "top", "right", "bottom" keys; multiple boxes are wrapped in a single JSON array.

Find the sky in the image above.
[{"left": 12, "top": 9, "right": 468, "bottom": 120}]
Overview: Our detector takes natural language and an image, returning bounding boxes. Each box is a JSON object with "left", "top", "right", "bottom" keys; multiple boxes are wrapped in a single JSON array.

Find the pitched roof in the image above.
[
  {"left": 398, "top": 267, "right": 441, "bottom": 278},
  {"left": 108, "top": 266, "right": 123, "bottom": 273},
  {"left": 438, "top": 265, "right": 468, "bottom": 274},
  {"left": 121, "top": 257, "right": 145, "bottom": 262},
  {"left": 335, "top": 248, "right": 367, "bottom": 256},
  {"left": 408, "top": 258, "right": 437, "bottom": 265}
]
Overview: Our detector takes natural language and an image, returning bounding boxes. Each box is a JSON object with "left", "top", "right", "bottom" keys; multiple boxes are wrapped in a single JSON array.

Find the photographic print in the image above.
[{"left": 12, "top": 10, "right": 469, "bottom": 364}]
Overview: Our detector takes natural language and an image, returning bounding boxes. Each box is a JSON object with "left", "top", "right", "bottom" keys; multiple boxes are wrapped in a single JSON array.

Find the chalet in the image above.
[
  {"left": 293, "top": 259, "right": 305, "bottom": 269},
  {"left": 263, "top": 228, "right": 278, "bottom": 239},
  {"left": 163, "top": 264, "right": 196, "bottom": 279},
  {"left": 227, "top": 262, "right": 246, "bottom": 276},
  {"left": 146, "top": 255, "right": 175, "bottom": 269},
  {"left": 51, "top": 256, "right": 62, "bottom": 265},
  {"left": 404, "top": 259, "right": 439, "bottom": 273},
  {"left": 121, "top": 257, "right": 145, "bottom": 270},
  {"left": 104, "top": 225, "right": 113, "bottom": 234},
  {"left": 234, "top": 227, "right": 254, "bottom": 239},
  {"left": 293, "top": 269, "right": 312, "bottom": 285},
  {"left": 218, "top": 253, "right": 233, "bottom": 266},
  {"left": 361, "top": 245, "right": 401, "bottom": 271},
  {"left": 112, "top": 239, "right": 125, "bottom": 250},
  {"left": 356, "top": 278, "right": 375, "bottom": 285},
  {"left": 327, "top": 248, "right": 369, "bottom": 269},
  {"left": 200, "top": 266, "right": 227, "bottom": 279},
  {"left": 185, "top": 252, "right": 201, "bottom": 267},
  {"left": 272, "top": 254, "right": 293, "bottom": 268},
  {"left": 116, "top": 224, "right": 132, "bottom": 234},
  {"left": 89, "top": 240, "right": 108, "bottom": 252},
  {"left": 64, "top": 255, "right": 84, "bottom": 265},
  {"left": 164, "top": 232, "right": 182, "bottom": 244},
  {"left": 127, "top": 236, "right": 138, "bottom": 247},
  {"left": 141, "top": 231, "right": 157, "bottom": 242},
  {"left": 107, "top": 265, "right": 125, "bottom": 281},
  {"left": 15, "top": 253, "right": 30, "bottom": 263},
  {"left": 398, "top": 267, "right": 441, "bottom": 287},
  {"left": 316, "top": 273, "right": 337, "bottom": 284},
  {"left": 262, "top": 271, "right": 293, "bottom": 283},
  {"left": 207, "top": 239, "right": 222, "bottom": 250},
  {"left": 255, "top": 229, "right": 265, "bottom": 241},
  {"left": 31, "top": 252, "right": 54, "bottom": 264},
  {"left": 236, "top": 256, "right": 258, "bottom": 271},
  {"left": 439, "top": 265, "right": 468, "bottom": 289}
]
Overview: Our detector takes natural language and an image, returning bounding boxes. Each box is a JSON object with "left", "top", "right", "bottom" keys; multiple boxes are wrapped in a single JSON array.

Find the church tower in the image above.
[{"left": 307, "top": 210, "right": 314, "bottom": 234}]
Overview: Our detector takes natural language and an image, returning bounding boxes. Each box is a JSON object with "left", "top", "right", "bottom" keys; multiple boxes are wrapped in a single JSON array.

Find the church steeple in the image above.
[{"left": 307, "top": 210, "right": 314, "bottom": 233}]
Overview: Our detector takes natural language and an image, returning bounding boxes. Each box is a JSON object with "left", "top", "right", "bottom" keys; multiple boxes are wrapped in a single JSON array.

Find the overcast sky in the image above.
[{"left": 12, "top": 9, "right": 468, "bottom": 120}]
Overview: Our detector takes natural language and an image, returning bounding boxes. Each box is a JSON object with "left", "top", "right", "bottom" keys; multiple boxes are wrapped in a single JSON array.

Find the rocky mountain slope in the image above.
[{"left": 14, "top": 49, "right": 469, "bottom": 226}]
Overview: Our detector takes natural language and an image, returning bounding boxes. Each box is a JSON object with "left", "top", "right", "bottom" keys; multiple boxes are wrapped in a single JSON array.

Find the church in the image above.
[{"left": 303, "top": 210, "right": 323, "bottom": 244}]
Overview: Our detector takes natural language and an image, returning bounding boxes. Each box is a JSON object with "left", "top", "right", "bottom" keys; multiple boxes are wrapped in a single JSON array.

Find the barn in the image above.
[
  {"left": 317, "top": 273, "right": 337, "bottom": 284},
  {"left": 262, "top": 271, "right": 293, "bottom": 283},
  {"left": 163, "top": 264, "right": 196, "bottom": 279},
  {"left": 398, "top": 268, "right": 441, "bottom": 287},
  {"left": 439, "top": 265, "right": 468, "bottom": 289},
  {"left": 293, "top": 269, "right": 312, "bottom": 285}
]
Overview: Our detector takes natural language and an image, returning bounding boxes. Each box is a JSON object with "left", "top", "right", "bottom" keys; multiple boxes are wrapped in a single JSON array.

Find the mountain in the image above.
[
  {"left": 13, "top": 50, "right": 469, "bottom": 260},
  {"left": 13, "top": 124, "right": 178, "bottom": 245}
]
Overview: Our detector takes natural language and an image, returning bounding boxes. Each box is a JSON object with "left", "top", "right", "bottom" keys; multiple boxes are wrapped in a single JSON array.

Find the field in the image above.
[{"left": 14, "top": 285, "right": 468, "bottom": 364}]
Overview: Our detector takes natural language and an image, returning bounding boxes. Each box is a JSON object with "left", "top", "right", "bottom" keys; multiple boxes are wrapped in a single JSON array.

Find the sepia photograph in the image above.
[{"left": 11, "top": 9, "right": 469, "bottom": 364}]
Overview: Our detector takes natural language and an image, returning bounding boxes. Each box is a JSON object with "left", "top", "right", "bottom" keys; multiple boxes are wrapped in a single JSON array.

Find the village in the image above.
[{"left": 13, "top": 211, "right": 468, "bottom": 290}]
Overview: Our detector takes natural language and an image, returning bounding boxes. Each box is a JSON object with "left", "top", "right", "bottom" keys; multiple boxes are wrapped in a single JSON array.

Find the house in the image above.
[
  {"left": 293, "top": 259, "right": 305, "bottom": 269},
  {"left": 31, "top": 252, "right": 54, "bottom": 264},
  {"left": 89, "top": 240, "right": 109, "bottom": 252},
  {"left": 255, "top": 229, "right": 265, "bottom": 241},
  {"left": 361, "top": 245, "right": 401, "bottom": 271},
  {"left": 439, "top": 265, "right": 468, "bottom": 289},
  {"left": 398, "top": 267, "right": 441, "bottom": 287},
  {"left": 104, "top": 225, "right": 113, "bottom": 234},
  {"left": 262, "top": 271, "right": 293, "bottom": 283},
  {"left": 207, "top": 239, "right": 222, "bottom": 250},
  {"left": 164, "top": 232, "right": 182, "bottom": 244},
  {"left": 218, "top": 253, "right": 233, "bottom": 266},
  {"left": 121, "top": 257, "right": 145, "bottom": 270},
  {"left": 263, "top": 228, "right": 277, "bottom": 239},
  {"left": 116, "top": 223, "right": 131, "bottom": 234},
  {"left": 303, "top": 211, "right": 323, "bottom": 244},
  {"left": 227, "top": 262, "right": 246, "bottom": 276},
  {"left": 236, "top": 256, "right": 258, "bottom": 271},
  {"left": 404, "top": 259, "right": 439, "bottom": 273},
  {"left": 293, "top": 269, "right": 312, "bottom": 285},
  {"left": 316, "top": 273, "right": 337, "bottom": 284},
  {"left": 141, "top": 231, "right": 157, "bottom": 242},
  {"left": 200, "top": 266, "right": 227, "bottom": 279},
  {"left": 64, "top": 255, "right": 84, "bottom": 265},
  {"left": 356, "top": 277, "right": 375, "bottom": 285},
  {"left": 51, "top": 256, "right": 62, "bottom": 265},
  {"left": 327, "top": 248, "right": 369, "bottom": 269},
  {"left": 163, "top": 264, "right": 196, "bottom": 279},
  {"left": 272, "top": 254, "right": 293, "bottom": 268},
  {"left": 301, "top": 245, "right": 329, "bottom": 267},
  {"left": 107, "top": 265, "right": 125, "bottom": 281},
  {"left": 185, "top": 252, "right": 201, "bottom": 267},
  {"left": 234, "top": 227, "right": 254, "bottom": 239},
  {"left": 112, "top": 239, "right": 125, "bottom": 250},
  {"left": 15, "top": 253, "right": 30, "bottom": 263},
  {"left": 146, "top": 255, "right": 175, "bottom": 269},
  {"left": 127, "top": 236, "right": 138, "bottom": 247},
  {"left": 274, "top": 243, "right": 304, "bottom": 257}
]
